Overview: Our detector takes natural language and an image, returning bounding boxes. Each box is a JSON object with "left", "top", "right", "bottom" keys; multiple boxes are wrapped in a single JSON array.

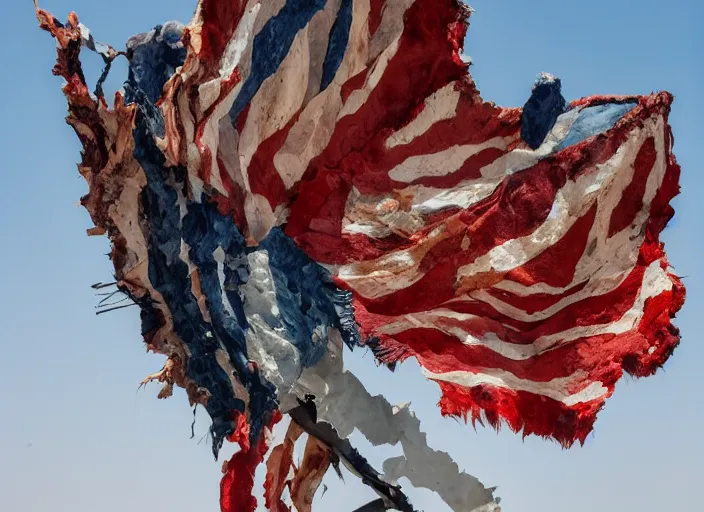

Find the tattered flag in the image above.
[{"left": 36, "top": 1, "right": 684, "bottom": 511}]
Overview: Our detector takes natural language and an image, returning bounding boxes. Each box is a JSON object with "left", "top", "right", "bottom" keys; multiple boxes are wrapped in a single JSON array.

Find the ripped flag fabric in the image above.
[{"left": 36, "top": 1, "right": 684, "bottom": 511}]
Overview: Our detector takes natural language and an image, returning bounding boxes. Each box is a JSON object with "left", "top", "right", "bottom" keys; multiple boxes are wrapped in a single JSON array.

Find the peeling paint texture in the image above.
[{"left": 36, "top": 1, "right": 684, "bottom": 511}]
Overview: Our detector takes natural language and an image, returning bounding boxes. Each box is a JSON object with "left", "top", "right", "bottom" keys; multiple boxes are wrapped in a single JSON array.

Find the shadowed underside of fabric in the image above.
[{"left": 36, "top": 1, "right": 684, "bottom": 511}]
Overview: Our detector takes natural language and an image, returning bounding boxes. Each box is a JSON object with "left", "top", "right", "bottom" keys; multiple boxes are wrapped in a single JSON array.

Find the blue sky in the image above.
[{"left": 0, "top": 1, "right": 701, "bottom": 511}]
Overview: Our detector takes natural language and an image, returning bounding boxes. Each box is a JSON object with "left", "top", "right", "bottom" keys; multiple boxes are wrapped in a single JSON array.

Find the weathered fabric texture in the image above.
[{"left": 37, "top": 0, "right": 684, "bottom": 511}]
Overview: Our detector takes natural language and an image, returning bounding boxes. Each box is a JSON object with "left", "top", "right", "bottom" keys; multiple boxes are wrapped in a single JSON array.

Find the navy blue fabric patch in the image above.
[
  {"left": 229, "top": 0, "right": 327, "bottom": 122},
  {"left": 126, "top": 23, "right": 187, "bottom": 105},
  {"left": 123, "top": 20, "right": 361, "bottom": 458},
  {"left": 521, "top": 74, "right": 567, "bottom": 149},
  {"left": 260, "top": 228, "right": 358, "bottom": 365},
  {"left": 320, "top": 0, "right": 353, "bottom": 92},
  {"left": 134, "top": 135, "right": 253, "bottom": 457}
]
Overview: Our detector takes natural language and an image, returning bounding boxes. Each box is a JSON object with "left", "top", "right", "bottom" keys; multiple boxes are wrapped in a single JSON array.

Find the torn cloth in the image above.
[{"left": 36, "top": 0, "right": 684, "bottom": 511}]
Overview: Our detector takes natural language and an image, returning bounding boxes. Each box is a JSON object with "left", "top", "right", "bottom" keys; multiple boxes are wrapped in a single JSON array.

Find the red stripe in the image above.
[
  {"left": 304, "top": 0, "right": 470, "bottom": 182},
  {"left": 437, "top": 381, "right": 604, "bottom": 447},
  {"left": 194, "top": 70, "right": 243, "bottom": 190},
  {"left": 220, "top": 412, "right": 281, "bottom": 512},
  {"left": 213, "top": 157, "right": 247, "bottom": 230},
  {"left": 381, "top": 103, "right": 519, "bottom": 181},
  {"left": 197, "top": 0, "right": 247, "bottom": 68},
  {"left": 350, "top": 87, "right": 520, "bottom": 196},
  {"left": 289, "top": 437, "right": 332, "bottom": 511},
  {"left": 235, "top": 103, "right": 250, "bottom": 134},
  {"left": 504, "top": 204, "right": 598, "bottom": 290},
  {"left": 645, "top": 122, "right": 680, "bottom": 241},
  {"left": 292, "top": 231, "right": 417, "bottom": 265},
  {"left": 287, "top": 166, "right": 353, "bottom": 240},
  {"left": 368, "top": 0, "right": 386, "bottom": 37},
  {"left": 247, "top": 113, "right": 302, "bottom": 210},
  {"left": 264, "top": 422, "right": 303, "bottom": 512},
  {"left": 345, "top": 160, "right": 566, "bottom": 314},
  {"left": 415, "top": 281, "right": 682, "bottom": 445},
  {"left": 409, "top": 147, "right": 506, "bottom": 188},
  {"left": 608, "top": 136, "right": 656, "bottom": 237},
  {"left": 340, "top": 67, "right": 370, "bottom": 103},
  {"left": 486, "top": 281, "right": 590, "bottom": 316}
]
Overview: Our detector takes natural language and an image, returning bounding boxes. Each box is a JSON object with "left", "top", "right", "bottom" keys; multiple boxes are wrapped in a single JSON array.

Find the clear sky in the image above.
[{"left": 0, "top": 1, "right": 701, "bottom": 511}]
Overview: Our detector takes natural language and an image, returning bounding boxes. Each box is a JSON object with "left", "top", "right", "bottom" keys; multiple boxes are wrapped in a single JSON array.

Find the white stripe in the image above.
[
  {"left": 385, "top": 81, "right": 461, "bottom": 149},
  {"left": 239, "top": 23, "right": 312, "bottom": 175},
  {"left": 252, "top": 0, "right": 287, "bottom": 35},
  {"left": 198, "top": 4, "right": 261, "bottom": 114},
  {"left": 338, "top": 0, "right": 415, "bottom": 120},
  {"left": 387, "top": 137, "right": 508, "bottom": 183},
  {"left": 244, "top": 193, "right": 277, "bottom": 243},
  {"left": 379, "top": 261, "right": 673, "bottom": 360},
  {"left": 343, "top": 222, "right": 393, "bottom": 237},
  {"left": 304, "top": 0, "right": 343, "bottom": 103},
  {"left": 239, "top": 0, "right": 343, "bottom": 175},
  {"left": 341, "top": 187, "right": 424, "bottom": 238},
  {"left": 272, "top": 0, "right": 371, "bottom": 189},
  {"left": 175, "top": 85, "right": 204, "bottom": 201},
  {"left": 213, "top": 246, "right": 237, "bottom": 318},
  {"left": 341, "top": 106, "right": 592, "bottom": 236},
  {"left": 339, "top": 116, "right": 666, "bottom": 303},
  {"left": 368, "top": 0, "right": 415, "bottom": 60},
  {"left": 341, "top": 177, "right": 506, "bottom": 236},
  {"left": 531, "top": 261, "right": 674, "bottom": 345},
  {"left": 187, "top": 5, "right": 261, "bottom": 197},
  {"left": 337, "top": 223, "right": 451, "bottom": 299},
  {"left": 337, "top": 34, "right": 401, "bottom": 120},
  {"left": 425, "top": 368, "right": 609, "bottom": 407},
  {"left": 491, "top": 115, "right": 667, "bottom": 298},
  {"left": 217, "top": 118, "right": 246, "bottom": 190},
  {"left": 408, "top": 177, "right": 505, "bottom": 214},
  {"left": 474, "top": 107, "right": 582, "bottom": 179},
  {"left": 221, "top": 2, "right": 263, "bottom": 78},
  {"left": 456, "top": 116, "right": 663, "bottom": 286}
]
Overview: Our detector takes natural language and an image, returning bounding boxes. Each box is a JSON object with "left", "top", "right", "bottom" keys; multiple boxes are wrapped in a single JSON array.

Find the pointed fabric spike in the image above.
[
  {"left": 330, "top": 452, "right": 344, "bottom": 481},
  {"left": 289, "top": 435, "right": 332, "bottom": 512},
  {"left": 219, "top": 443, "right": 262, "bottom": 512},
  {"left": 220, "top": 412, "right": 281, "bottom": 512},
  {"left": 264, "top": 420, "right": 304, "bottom": 512}
]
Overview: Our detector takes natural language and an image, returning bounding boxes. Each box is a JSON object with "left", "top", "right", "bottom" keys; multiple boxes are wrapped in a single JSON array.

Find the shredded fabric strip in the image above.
[{"left": 36, "top": 1, "right": 684, "bottom": 511}]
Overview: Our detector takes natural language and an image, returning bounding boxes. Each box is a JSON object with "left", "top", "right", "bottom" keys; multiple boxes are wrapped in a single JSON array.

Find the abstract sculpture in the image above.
[{"left": 36, "top": 1, "right": 684, "bottom": 511}]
